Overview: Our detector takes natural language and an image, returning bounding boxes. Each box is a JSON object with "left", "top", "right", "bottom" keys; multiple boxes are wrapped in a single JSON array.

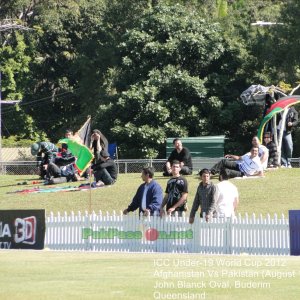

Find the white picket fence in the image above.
[{"left": 45, "top": 211, "right": 290, "bottom": 255}]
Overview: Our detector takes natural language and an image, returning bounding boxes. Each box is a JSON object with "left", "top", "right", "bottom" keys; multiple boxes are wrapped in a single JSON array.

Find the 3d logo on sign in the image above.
[{"left": 0, "top": 216, "right": 37, "bottom": 249}]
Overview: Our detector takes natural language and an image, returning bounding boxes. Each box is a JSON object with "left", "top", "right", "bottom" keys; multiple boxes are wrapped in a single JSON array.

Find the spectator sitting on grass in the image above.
[
  {"left": 90, "top": 129, "right": 109, "bottom": 162},
  {"left": 210, "top": 146, "right": 264, "bottom": 179},
  {"left": 31, "top": 141, "right": 59, "bottom": 179},
  {"left": 250, "top": 136, "right": 269, "bottom": 170},
  {"left": 44, "top": 143, "right": 84, "bottom": 184},
  {"left": 91, "top": 150, "right": 117, "bottom": 187},
  {"left": 163, "top": 138, "right": 193, "bottom": 176},
  {"left": 263, "top": 132, "right": 279, "bottom": 168}
]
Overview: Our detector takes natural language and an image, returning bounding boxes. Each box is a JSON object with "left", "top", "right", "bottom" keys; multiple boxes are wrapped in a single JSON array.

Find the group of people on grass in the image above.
[
  {"left": 31, "top": 129, "right": 117, "bottom": 186},
  {"left": 124, "top": 138, "right": 240, "bottom": 222},
  {"left": 30, "top": 105, "right": 297, "bottom": 221},
  {"left": 123, "top": 119, "right": 297, "bottom": 222},
  {"left": 123, "top": 162, "right": 238, "bottom": 223}
]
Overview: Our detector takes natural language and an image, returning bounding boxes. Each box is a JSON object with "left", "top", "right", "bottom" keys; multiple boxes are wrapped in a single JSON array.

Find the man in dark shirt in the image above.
[
  {"left": 92, "top": 150, "right": 117, "bottom": 186},
  {"left": 163, "top": 138, "right": 193, "bottom": 176},
  {"left": 277, "top": 106, "right": 298, "bottom": 167},
  {"left": 263, "top": 132, "right": 279, "bottom": 168},
  {"left": 160, "top": 160, "right": 188, "bottom": 217},
  {"left": 189, "top": 168, "right": 216, "bottom": 223}
]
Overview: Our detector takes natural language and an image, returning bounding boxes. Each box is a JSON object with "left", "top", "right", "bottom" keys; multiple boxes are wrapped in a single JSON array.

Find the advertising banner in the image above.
[{"left": 0, "top": 210, "right": 45, "bottom": 250}]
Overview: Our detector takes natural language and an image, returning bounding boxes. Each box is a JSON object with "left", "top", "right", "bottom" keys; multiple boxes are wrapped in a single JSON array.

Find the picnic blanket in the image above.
[
  {"left": 8, "top": 183, "right": 106, "bottom": 194},
  {"left": 233, "top": 176, "right": 265, "bottom": 180}
]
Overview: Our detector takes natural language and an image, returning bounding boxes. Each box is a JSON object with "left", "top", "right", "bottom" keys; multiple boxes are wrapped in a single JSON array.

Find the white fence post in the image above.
[{"left": 44, "top": 211, "right": 290, "bottom": 255}]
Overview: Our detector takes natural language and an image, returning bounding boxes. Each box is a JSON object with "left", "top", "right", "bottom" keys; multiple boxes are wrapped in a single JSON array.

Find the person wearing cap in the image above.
[
  {"left": 91, "top": 149, "right": 117, "bottom": 186},
  {"left": 189, "top": 168, "right": 216, "bottom": 223},
  {"left": 123, "top": 167, "right": 163, "bottom": 216},
  {"left": 31, "top": 142, "right": 59, "bottom": 178}
]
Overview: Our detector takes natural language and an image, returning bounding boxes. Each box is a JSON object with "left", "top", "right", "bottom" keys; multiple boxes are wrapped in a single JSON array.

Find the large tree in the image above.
[
  {"left": 267, "top": 0, "right": 300, "bottom": 84},
  {"left": 0, "top": 5, "right": 43, "bottom": 141},
  {"left": 203, "top": 0, "right": 285, "bottom": 153},
  {"left": 20, "top": 0, "right": 151, "bottom": 141},
  {"left": 1, "top": 0, "right": 292, "bottom": 155},
  {"left": 95, "top": 4, "right": 226, "bottom": 158}
]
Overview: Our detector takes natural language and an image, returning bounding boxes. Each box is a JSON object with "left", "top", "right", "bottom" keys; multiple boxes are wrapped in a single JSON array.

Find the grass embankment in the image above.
[
  {"left": 0, "top": 168, "right": 299, "bottom": 216},
  {"left": 1, "top": 170, "right": 300, "bottom": 299}
]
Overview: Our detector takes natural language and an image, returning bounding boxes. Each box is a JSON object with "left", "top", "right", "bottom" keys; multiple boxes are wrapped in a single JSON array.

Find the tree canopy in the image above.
[{"left": 1, "top": 0, "right": 300, "bottom": 157}]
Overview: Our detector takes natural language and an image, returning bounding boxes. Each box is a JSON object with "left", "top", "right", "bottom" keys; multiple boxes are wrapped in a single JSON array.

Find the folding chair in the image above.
[{"left": 108, "top": 143, "right": 119, "bottom": 173}]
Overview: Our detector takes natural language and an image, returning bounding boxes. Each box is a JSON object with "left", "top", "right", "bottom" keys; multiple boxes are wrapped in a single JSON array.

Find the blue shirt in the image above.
[{"left": 127, "top": 180, "right": 163, "bottom": 215}]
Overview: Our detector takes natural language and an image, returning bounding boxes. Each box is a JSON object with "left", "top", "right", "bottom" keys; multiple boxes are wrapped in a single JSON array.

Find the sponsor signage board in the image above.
[{"left": 0, "top": 210, "right": 45, "bottom": 250}]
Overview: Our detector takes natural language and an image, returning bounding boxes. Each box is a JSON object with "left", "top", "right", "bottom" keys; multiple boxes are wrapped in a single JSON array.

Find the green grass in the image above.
[
  {"left": 1, "top": 170, "right": 300, "bottom": 299},
  {"left": 1, "top": 168, "right": 300, "bottom": 216},
  {"left": 0, "top": 251, "right": 300, "bottom": 300}
]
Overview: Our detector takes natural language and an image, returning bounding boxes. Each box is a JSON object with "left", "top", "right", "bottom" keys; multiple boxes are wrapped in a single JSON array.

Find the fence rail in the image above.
[
  {"left": 0, "top": 158, "right": 221, "bottom": 175},
  {"left": 45, "top": 211, "right": 290, "bottom": 255},
  {"left": 1, "top": 157, "right": 300, "bottom": 175}
]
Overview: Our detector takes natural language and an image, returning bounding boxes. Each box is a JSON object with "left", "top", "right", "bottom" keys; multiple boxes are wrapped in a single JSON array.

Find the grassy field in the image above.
[
  {"left": 0, "top": 251, "right": 300, "bottom": 300},
  {"left": 0, "top": 168, "right": 300, "bottom": 216},
  {"left": 1, "top": 169, "right": 300, "bottom": 299}
]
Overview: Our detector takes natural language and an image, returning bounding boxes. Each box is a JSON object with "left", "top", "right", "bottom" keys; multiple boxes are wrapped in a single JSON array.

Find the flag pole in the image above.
[{"left": 89, "top": 167, "right": 93, "bottom": 213}]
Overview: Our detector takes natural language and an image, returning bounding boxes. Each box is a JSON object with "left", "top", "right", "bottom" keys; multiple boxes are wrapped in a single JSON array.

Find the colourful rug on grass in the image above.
[
  {"left": 8, "top": 184, "right": 105, "bottom": 194},
  {"left": 8, "top": 186, "right": 80, "bottom": 194}
]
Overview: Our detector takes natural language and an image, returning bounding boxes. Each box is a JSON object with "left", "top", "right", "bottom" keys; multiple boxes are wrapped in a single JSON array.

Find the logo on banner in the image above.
[
  {"left": 14, "top": 216, "right": 37, "bottom": 245},
  {"left": 0, "top": 210, "right": 45, "bottom": 250}
]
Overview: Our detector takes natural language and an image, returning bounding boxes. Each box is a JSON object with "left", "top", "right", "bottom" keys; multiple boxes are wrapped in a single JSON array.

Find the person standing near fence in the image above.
[
  {"left": 160, "top": 160, "right": 188, "bottom": 217},
  {"left": 277, "top": 106, "right": 298, "bottom": 168},
  {"left": 123, "top": 167, "right": 163, "bottom": 216},
  {"left": 214, "top": 173, "right": 239, "bottom": 218},
  {"left": 163, "top": 138, "right": 193, "bottom": 176},
  {"left": 189, "top": 168, "right": 216, "bottom": 223}
]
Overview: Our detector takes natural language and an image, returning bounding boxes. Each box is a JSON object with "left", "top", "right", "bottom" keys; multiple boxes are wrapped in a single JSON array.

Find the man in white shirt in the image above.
[
  {"left": 210, "top": 146, "right": 263, "bottom": 179},
  {"left": 215, "top": 174, "right": 239, "bottom": 218},
  {"left": 250, "top": 136, "right": 269, "bottom": 170}
]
